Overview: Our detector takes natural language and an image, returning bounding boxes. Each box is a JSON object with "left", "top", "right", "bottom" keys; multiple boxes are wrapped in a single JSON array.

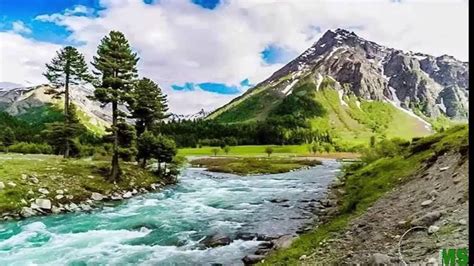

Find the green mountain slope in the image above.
[{"left": 209, "top": 76, "right": 432, "bottom": 145}]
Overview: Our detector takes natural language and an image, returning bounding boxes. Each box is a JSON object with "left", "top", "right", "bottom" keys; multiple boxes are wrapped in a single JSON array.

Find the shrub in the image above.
[
  {"left": 8, "top": 142, "right": 53, "bottom": 154},
  {"left": 265, "top": 146, "right": 274, "bottom": 157}
]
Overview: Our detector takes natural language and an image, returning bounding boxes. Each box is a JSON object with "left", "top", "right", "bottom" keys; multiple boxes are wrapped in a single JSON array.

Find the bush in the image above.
[{"left": 8, "top": 142, "right": 53, "bottom": 154}]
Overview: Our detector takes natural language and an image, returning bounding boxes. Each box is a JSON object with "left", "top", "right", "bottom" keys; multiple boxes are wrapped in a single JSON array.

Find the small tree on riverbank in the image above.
[
  {"left": 265, "top": 147, "right": 273, "bottom": 157},
  {"left": 223, "top": 145, "right": 231, "bottom": 155},
  {"left": 211, "top": 148, "right": 219, "bottom": 156}
]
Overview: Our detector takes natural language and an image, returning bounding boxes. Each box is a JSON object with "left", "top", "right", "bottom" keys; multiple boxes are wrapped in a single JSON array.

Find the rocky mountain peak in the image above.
[{"left": 255, "top": 28, "right": 468, "bottom": 120}]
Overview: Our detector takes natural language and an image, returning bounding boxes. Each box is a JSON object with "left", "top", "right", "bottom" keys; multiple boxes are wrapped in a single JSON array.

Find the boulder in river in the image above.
[
  {"left": 123, "top": 192, "right": 133, "bottom": 199},
  {"left": 201, "top": 234, "right": 232, "bottom": 247},
  {"left": 269, "top": 198, "right": 289, "bottom": 203}
]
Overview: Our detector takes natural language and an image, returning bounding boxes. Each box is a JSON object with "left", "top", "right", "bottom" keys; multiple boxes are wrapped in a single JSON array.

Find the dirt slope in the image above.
[{"left": 303, "top": 152, "right": 468, "bottom": 265}]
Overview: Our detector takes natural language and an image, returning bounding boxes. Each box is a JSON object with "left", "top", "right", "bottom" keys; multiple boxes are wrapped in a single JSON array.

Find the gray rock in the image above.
[
  {"left": 35, "top": 199, "right": 52, "bottom": 210},
  {"left": 201, "top": 234, "right": 232, "bottom": 247},
  {"left": 55, "top": 190, "right": 64, "bottom": 194},
  {"left": 80, "top": 203, "right": 92, "bottom": 211},
  {"left": 439, "top": 166, "right": 450, "bottom": 171},
  {"left": 55, "top": 195, "right": 64, "bottom": 200},
  {"left": 38, "top": 188, "right": 49, "bottom": 195},
  {"left": 91, "top": 192, "right": 105, "bottom": 201},
  {"left": 242, "top": 255, "right": 265, "bottom": 265},
  {"left": 51, "top": 206, "right": 62, "bottom": 214},
  {"left": 369, "top": 253, "right": 392, "bottom": 265},
  {"left": 65, "top": 203, "right": 79, "bottom": 212},
  {"left": 0, "top": 182, "right": 4, "bottom": 189},
  {"left": 111, "top": 194, "right": 123, "bottom": 200},
  {"left": 7, "top": 182, "right": 16, "bottom": 187},
  {"left": 272, "top": 235, "right": 294, "bottom": 249},
  {"left": 421, "top": 199, "right": 433, "bottom": 207},
  {"left": 30, "top": 177, "right": 39, "bottom": 184},
  {"left": 20, "top": 207, "right": 36, "bottom": 218},
  {"left": 411, "top": 211, "right": 442, "bottom": 226},
  {"left": 428, "top": 225, "right": 440, "bottom": 234},
  {"left": 123, "top": 192, "right": 133, "bottom": 199},
  {"left": 458, "top": 219, "right": 467, "bottom": 225}
]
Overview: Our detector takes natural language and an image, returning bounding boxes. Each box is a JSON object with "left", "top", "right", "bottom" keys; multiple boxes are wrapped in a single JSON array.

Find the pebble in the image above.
[
  {"left": 421, "top": 199, "right": 433, "bottom": 207},
  {"left": 439, "top": 166, "right": 450, "bottom": 171},
  {"left": 428, "top": 225, "right": 440, "bottom": 234},
  {"left": 38, "top": 188, "right": 49, "bottom": 194}
]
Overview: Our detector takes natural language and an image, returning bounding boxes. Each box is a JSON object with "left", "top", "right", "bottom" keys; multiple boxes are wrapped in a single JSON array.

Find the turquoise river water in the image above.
[{"left": 0, "top": 160, "right": 340, "bottom": 265}]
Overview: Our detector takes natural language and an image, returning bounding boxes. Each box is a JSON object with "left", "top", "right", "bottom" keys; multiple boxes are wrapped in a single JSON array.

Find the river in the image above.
[{"left": 0, "top": 160, "right": 340, "bottom": 265}]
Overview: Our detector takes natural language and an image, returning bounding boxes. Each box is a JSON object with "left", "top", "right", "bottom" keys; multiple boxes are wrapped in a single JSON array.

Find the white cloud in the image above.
[
  {"left": 0, "top": 32, "right": 61, "bottom": 85},
  {"left": 11, "top": 21, "right": 32, "bottom": 34},
  {"left": 1, "top": 0, "right": 468, "bottom": 114}
]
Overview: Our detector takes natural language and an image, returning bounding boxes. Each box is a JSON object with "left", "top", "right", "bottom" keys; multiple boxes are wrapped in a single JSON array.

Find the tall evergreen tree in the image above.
[
  {"left": 130, "top": 77, "right": 169, "bottom": 136},
  {"left": 91, "top": 31, "right": 139, "bottom": 181},
  {"left": 43, "top": 46, "right": 91, "bottom": 158}
]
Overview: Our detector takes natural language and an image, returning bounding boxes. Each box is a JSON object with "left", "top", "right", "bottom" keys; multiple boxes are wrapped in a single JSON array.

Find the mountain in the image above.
[
  {"left": 0, "top": 84, "right": 110, "bottom": 134},
  {"left": 168, "top": 109, "right": 210, "bottom": 121},
  {"left": 208, "top": 29, "right": 468, "bottom": 142}
]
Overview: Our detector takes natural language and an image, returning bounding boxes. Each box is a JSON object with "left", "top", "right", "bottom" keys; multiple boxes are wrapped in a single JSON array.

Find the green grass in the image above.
[
  {"left": 179, "top": 145, "right": 311, "bottom": 157},
  {"left": 189, "top": 157, "right": 322, "bottom": 175},
  {"left": 261, "top": 124, "right": 468, "bottom": 264},
  {"left": 0, "top": 153, "right": 163, "bottom": 214}
]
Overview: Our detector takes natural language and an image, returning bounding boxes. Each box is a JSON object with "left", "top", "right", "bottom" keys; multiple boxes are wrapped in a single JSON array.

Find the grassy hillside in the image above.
[
  {"left": 210, "top": 77, "right": 432, "bottom": 145},
  {"left": 261, "top": 124, "right": 468, "bottom": 264}
]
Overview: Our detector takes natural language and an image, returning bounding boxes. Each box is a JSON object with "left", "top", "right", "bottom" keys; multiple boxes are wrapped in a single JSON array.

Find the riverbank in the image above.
[
  {"left": 189, "top": 157, "right": 322, "bottom": 175},
  {"left": 258, "top": 124, "right": 468, "bottom": 265},
  {"left": 0, "top": 153, "right": 173, "bottom": 220}
]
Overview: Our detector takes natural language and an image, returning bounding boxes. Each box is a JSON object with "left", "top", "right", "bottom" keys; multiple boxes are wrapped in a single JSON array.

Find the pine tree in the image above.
[
  {"left": 43, "top": 104, "right": 86, "bottom": 156},
  {"left": 91, "top": 31, "right": 139, "bottom": 181},
  {"left": 43, "top": 46, "right": 91, "bottom": 158},
  {"left": 0, "top": 127, "right": 15, "bottom": 152},
  {"left": 130, "top": 77, "right": 169, "bottom": 136}
]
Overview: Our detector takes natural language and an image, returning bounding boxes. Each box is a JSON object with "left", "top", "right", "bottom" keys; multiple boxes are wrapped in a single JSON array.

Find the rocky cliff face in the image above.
[
  {"left": 258, "top": 29, "right": 468, "bottom": 120},
  {"left": 0, "top": 84, "right": 111, "bottom": 129}
]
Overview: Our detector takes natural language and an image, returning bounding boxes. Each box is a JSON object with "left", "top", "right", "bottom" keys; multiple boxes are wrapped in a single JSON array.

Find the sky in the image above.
[{"left": 0, "top": 0, "right": 469, "bottom": 114}]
